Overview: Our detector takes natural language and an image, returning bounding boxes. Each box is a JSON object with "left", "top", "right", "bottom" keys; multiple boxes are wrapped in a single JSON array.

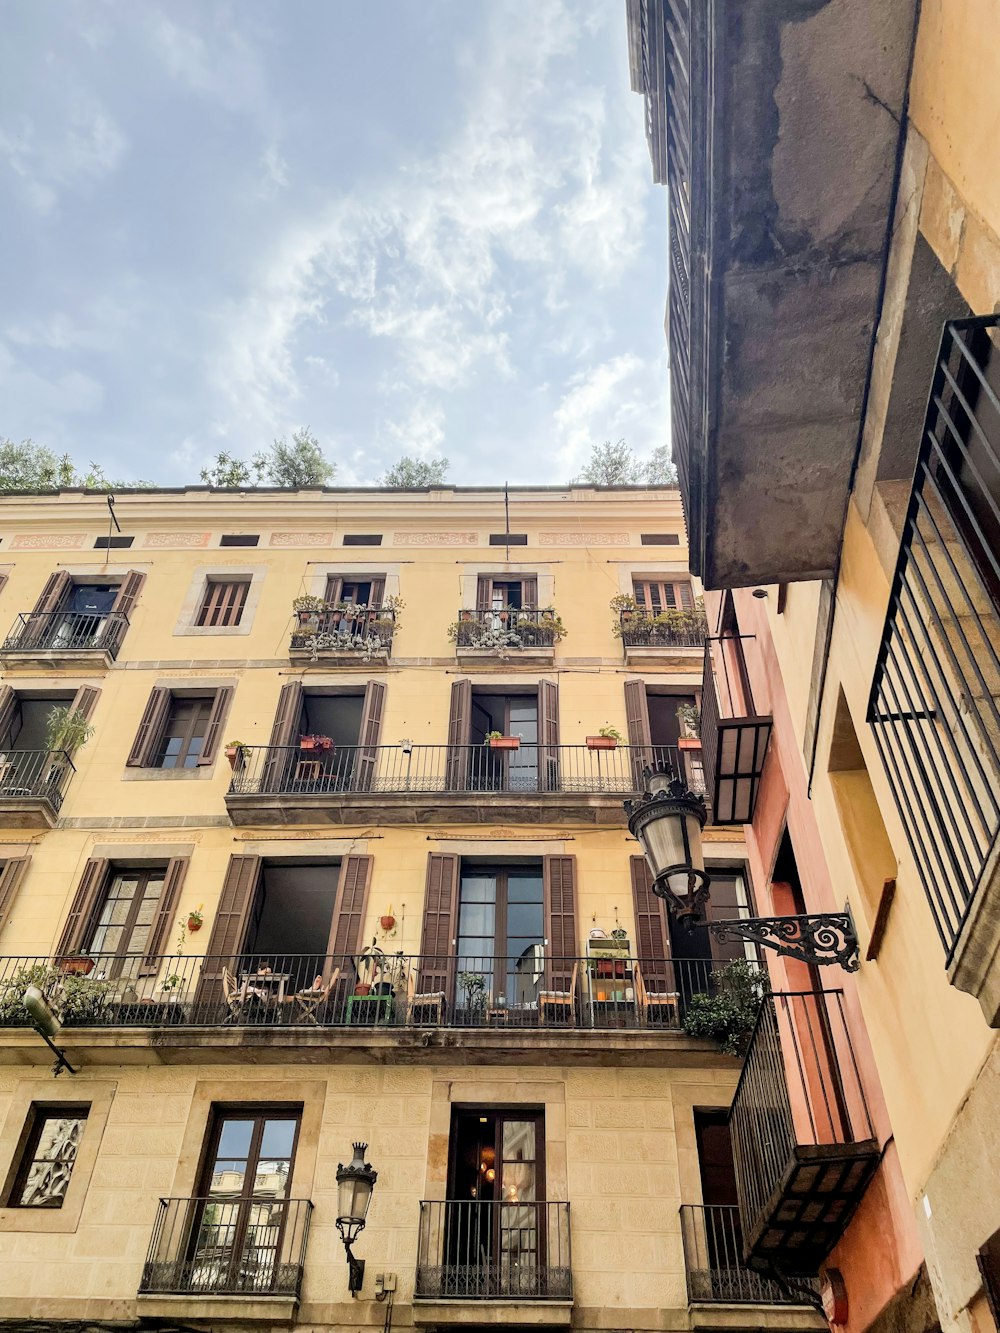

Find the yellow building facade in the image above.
[{"left": 0, "top": 487, "right": 818, "bottom": 1333}]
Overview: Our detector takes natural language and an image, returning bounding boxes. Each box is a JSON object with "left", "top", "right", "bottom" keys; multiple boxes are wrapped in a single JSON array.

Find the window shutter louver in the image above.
[
  {"left": 418, "top": 853, "right": 459, "bottom": 995},
  {"left": 197, "top": 686, "right": 234, "bottom": 765},
  {"left": 23, "top": 570, "right": 72, "bottom": 646},
  {"left": 630, "top": 856, "right": 675, "bottom": 993},
  {"left": 355, "top": 681, "right": 386, "bottom": 791},
  {"left": 262, "top": 681, "right": 303, "bottom": 791},
  {"left": 543, "top": 855, "right": 577, "bottom": 991},
  {"left": 521, "top": 576, "right": 538, "bottom": 607},
  {"left": 55, "top": 858, "right": 110, "bottom": 957},
  {"left": 476, "top": 577, "right": 491, "bottom": 611},
  {"left": 624, "top": 679, "right": 652, "bottom": 785},
  {"left": 140, "top": 856, "right": 190, "bottom": 973},
  {"left": 538, "top": 679, "right": 559, "bottom": 791},
  {"left": 0, "top": 857, "right": 30, "bottom": 936},
  {"left": 70, "top": 684, "right": 101, "bottom": 723},
  {"left": 445, "top": 679, "right": 472, "bottom": 790},
  {"left": 0, "top": 685, "right": 18, "bottom": 742},
  {"left": 195, "top": 855, "right": 262, "bottom": 1005},
  {"left": 324, "top": 576, "right": 344, "bottom": 605},
  {"left": 127, "top": 687, "right": 171, "bottom": 767},
  {"left": 368, "top": 578, "right": 385, "bottom": 610},
  {"left": 107, "top": 570, "right": 145, "bottom": 652},
  {"left": 329, "top": 855, "right": 373, "bottom": 964}
]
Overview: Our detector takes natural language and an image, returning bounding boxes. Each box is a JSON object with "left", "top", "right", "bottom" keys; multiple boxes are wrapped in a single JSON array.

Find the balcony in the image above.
[
  {"left": 700, "top": 645, "right": 772, "bottom": 825},
  {"left": 618, "top": 606, "right": 707, "bottom": 667},
  {"left": 0, "top": 951, "right": 744, "bottom": 1053},
  {"left": 867, "top": 317, "right": 1000, "bottom": 1019},
  {"left": 451, "top": 608, "right": 564, "bottom": 668},
  {"left": 225, "top": 742, "right": 700, "bottom": 827},
  {"left": 627, "top": 0, "right": 917, "bottom": 585},
  {"left": 138, "top": 1195, "right": 311, "bottom": 1320},
  {"left": 289, "top": 606, "right": 394, "bottom": 666},
  {"left": 729, "top": 991, "right": 880, "bottom": 1279},
  {"left": 680, "top": 1205, "right": 822, "bottom": 1319},
  {"left": 0, "top": 750, "right": 76, "bottom": 827},
  {"left": 1, "top": 610, "right": 129, "bottom": 669},
  {"left": 414, "top": 1199, "right": 571, "bottom": 1324}
]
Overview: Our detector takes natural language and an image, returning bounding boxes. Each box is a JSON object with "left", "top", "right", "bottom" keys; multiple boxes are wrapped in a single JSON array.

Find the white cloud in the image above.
[
  {"left": 0, "top": 101, "right": 126, "bottom": 215},
  {"left": 553, "top": 351, "right": 669, "bottom": 476}
]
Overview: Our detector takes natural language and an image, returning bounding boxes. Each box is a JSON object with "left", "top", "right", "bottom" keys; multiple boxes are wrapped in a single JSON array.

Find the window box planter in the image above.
[
  {"left": 488, "top": 736, "right": 520, "bottom": 751},
  {"left": 586, "top": 736, "right": 618, "bottom": 751},
  {"left": 57, "top": 954, "right": 95, "bottom": 976},
  {"left": 678, "top": 737, "right": 702, "bottom": 750},
  {"left": 299, "top": 735, "right": 335, "bottom": 753}
]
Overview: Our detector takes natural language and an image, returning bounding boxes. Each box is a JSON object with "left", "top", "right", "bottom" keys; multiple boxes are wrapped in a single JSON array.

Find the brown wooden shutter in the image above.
[
  {"left": 328, "top": 854, "right": 374, "bottom": 965},
  {"left": 324, "top": 576, "right": 344, "bottom": 604},
  {"left": 418, "top": 853, "right": 459, "bottom": 995},
  {"left": 368, "top": 578, "right": 385, "bottom": 609},
  {"left": 678, "top": 581, "right": 694, "bottom": 611},
  {"left": 706, "top": 875, "right": 751, "bottom": 967},
  {"left": 0, "top": 857, "right": 30, "bottom": 936},
  {"left": 355, "top": 681, "right": 385, "bottom": 791},
  {"left": 127, "top": 687, "right": 171, "bottom": 767},
  {"left": 23, "top": 570, "right": 72, "bottom": 646},
  {"left": 0, "top": 573, "right": 7, "bottom": 599},
  {"left": 538, "top": 679, "right": 559, "bottom": 791},
  {"left": 70, "top": 684, "right": 101, "bottom": 723},
  {"left": 624, "top": 679, "right": 652, "bottom": 785},
  {"left": 475, "top": 577, "right": 492, "bottom": 611},
  {"left": 445, "top": 679, "right": 471, "bottom": 789},
  {"left": 106, "top": 570, "right": 145, "bottom": 653},
  {"left": 54, "top": 858, "right": 110, "bottom": 957},
  {"left": 630, "top": 856, "right": 675, "bottom": 992},
  {"left": 0, "top": 685, "right": 17, "bottom": 742},
  {"left": 543, "top": 855, "right": 577, "bottom": 991},
  {"left": 141, "top": 856, "right": 190, "bottom": 973},
  {"left": 197, "top": 686, "right": 234, "bottom": 766},
  {"left": 521, "top": 576, "right": 538, "bottom": 607},
  {"left": 195, "top": 855, "right": 262, "bottom": 1005},
  {"left": 262, "top": 680, "right": 303, "bottom": 791}
]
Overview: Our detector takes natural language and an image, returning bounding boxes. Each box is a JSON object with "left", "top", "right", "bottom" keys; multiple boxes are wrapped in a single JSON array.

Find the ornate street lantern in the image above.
[
  {"left": 626, "top": 763, "right": 711, "bottom": 924},
  {"left": 336, "top": 1141, "right": 378, "bottom": 1295}
]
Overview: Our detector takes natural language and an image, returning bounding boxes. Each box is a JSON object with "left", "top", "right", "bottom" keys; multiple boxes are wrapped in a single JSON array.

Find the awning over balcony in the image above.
[{"left": 700, "top": 646, "right": 771, "bottom": 825}]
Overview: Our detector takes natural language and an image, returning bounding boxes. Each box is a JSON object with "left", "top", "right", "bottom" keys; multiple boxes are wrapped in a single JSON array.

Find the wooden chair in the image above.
[
  {"left": 222, "top": 967, "right": 243, "bottom": 1022},
  {"left": 285, "top": 968, "right": 339, "bottom": 1026},
  {"left": 538, "top": 962, "right": 578, "bottom": 1026},
  {"left": 634, "top": 964, "right": 680, "bottom": 1028},
  {"left": 407, "top": 969, "right": 447, "bottom": 1026}
]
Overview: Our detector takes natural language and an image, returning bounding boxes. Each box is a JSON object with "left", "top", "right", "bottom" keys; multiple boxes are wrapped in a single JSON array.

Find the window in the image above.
[
  {"left": 475, "top": 576, "right": 537, "bottom": 610},
  {"left": 197, "top": 579, "right": 250, "bottom": 628},
  {"left": 633, "top": 578, "right": 694, "bottom": 611},
  {"left": 457, "top": 864, "right": 544, "bottom": 1001},
  {"left": 127, "top": 686, "right": 232, "bottom": 770},
  {"left": 640, "top": 533, "right": 680, "bottom": 545},
  {"left": 87, "top": 868, "right": 165, "bottom": 970},
  {"left": 219, "top": 534, "right": 259, "bottom": 547},
  {"left": 93, "top": 535, "right": 134, "bottom": 549},
  {"left": 10, "top": 1107, "right": 89, "bottom": 1208},
  {"left": 343, "top": 534, "right": 382, "bottom": 546},
  {"left": 324, "top": 575, "right": 384, "bottom": 609},
  {"left": 489, "top": 533, "right": 528, "bottom": 545}
]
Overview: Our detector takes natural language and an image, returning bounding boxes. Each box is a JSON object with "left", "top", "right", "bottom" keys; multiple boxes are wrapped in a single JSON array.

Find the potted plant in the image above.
[
  {"left": 292, "top": 594, "right": 325, "bottom": 626},
  {"left": 682, "top": 960, "right": 769, "bottom": 1055},
  {"left": 379, "top": 907, "right": 396, "bottom": 933},
  {"left": 610, "top": 592, "right": 640, "bottom": 637},
  {"left": 45, "top": 706, "right": 96, "bottom": 760},
  {"left": 586, "top": 726, "right": 623, "bottom": 751},
  {"left": 224, "top": 740, "right": 250, "bottom": 770},
  {"left": 57, "top": 951, "right": 95, "bottom": 977},
  {"left": 186, "top": 905, "right": 204, "bottom": 933},
  {"left": 677, "top": 703, "right": 701, "bottom": 747},
  {"left": 299, "top": 734, "right": 335, "bottom": 753},
  {"left": 459, "top": 970, "right": 488, "bottom": 1015},
  {"left": 485, "top": 731, "right": 520, "bottom": 751},
  {"left": 355, "top": 942, "right": 385, "bottom": 996}
]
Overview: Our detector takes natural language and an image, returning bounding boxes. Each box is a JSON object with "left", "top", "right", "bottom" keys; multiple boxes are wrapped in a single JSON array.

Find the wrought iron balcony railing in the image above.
[
  {"left": 618, "top": 607, "right": 707, "bottom": 649},
  {"left": 728, "top": 991, "right": 879, "bottom": 1279},
  {"left": 289, "top": 606, "right": 394, "bottom": 657},
  {"left": 140, "top": 1196, "right": 312, "bottom": 1298},
  {"left": 0, "top": 750, "right": 76, "bottom": 811},
  {"left": 416, "top": 1199, "right": 571, "bottom": 1301},
  {"left": 868, "top": 316, "right": 1000, "bottom": 958},
  {"left": 0, "top": 951, "right": 743, "bottom": 1033},
  {"left": 227, "top": 742, "right": 700, "bottom": 799},
  {"left": 679, "top": 1204, "right": 818, "bottom": 1305},
  {"left": 452, "top": 608, "right": 563, "bottom": 651},
  {"left": 2, "top": 610, "right": 129, "bottom": 657}
]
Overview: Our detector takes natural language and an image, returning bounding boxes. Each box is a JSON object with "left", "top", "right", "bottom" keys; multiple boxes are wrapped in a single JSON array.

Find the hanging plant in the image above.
[{"left": 186, "top": 905, "right": 204, "bottom": 932}]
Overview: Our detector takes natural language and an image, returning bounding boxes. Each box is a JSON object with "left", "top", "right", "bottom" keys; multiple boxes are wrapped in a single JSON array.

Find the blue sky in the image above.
[{"left": 0, "top": 1, "right": 668, "bottom": 486}]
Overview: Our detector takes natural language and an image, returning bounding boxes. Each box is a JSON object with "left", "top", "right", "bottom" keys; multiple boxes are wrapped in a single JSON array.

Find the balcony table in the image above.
[{"left": 238, "top": 971, "right": 290, "bottom": 1007}]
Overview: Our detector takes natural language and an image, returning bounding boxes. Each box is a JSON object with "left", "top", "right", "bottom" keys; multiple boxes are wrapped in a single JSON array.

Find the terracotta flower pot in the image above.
[
  {"left": 586, "top": 736, "right": 618, "bottom": 751},
  {"left": 677, "top": 737, "right": 701, "bottom": 750},
  {"left": 187, "top": 917, "right": 203, "bottom": 932},
  {"left": 225, "top": 746, "right": 245, "bottom": 769},
  {"left": 488, "top": 736, "right": 520, "bottom": 751},
  {"left": 380, "top": 914, "right": 396, "bottom": 932},
  {"left": 59, "top": 955, "right": 95, "bottom": 976},
  {"left": 354, "top": 983, "right": 372, "bottom": 997}
]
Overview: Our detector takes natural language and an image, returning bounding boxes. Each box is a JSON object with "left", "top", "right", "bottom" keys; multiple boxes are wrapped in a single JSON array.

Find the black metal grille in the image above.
[
  {"left": 452, "top": 608, "right": 561, "bottom": 650},
  {"left": 619, "top": 607, "right": 707, "bottom": 648},
  {"left": 868, "top": 316, "right": 1000, "bottom": 956},
  {"left": 416, "top": 1200, "right": 571, "bottom": 1301},
  {"left": 679, "top": 1205, "right": 817, "bottom": 1305},
  {"left": 2, "top": 610, "right": 129, "bottom": 657},
  {"left": 0, "top": 751, "right": 76, "bottom": 811},
  {"left": 140, "top": 1196, "right": 311, "bottom": 1297}
]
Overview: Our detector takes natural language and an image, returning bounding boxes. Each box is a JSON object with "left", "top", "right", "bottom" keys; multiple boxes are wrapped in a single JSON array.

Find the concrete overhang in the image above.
[{"left": 643, "top": 0, "right": 919, "bottom": 586}]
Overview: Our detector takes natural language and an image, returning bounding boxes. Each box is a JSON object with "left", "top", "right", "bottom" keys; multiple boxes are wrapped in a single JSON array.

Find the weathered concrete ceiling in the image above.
[{"left": 694, "top": 0, "right": 919, "bottom": 587}]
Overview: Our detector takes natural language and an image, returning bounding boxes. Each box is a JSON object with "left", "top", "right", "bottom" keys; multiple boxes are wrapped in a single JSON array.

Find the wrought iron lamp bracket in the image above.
[
  {"left": 345, "top": 1242, "right": 365, "bottom": 1297},
  {"left": 708, "top": 910, "right": 860, "bottom": 972}
]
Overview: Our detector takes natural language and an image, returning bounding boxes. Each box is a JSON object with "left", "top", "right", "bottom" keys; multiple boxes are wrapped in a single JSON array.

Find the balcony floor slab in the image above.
[
  {"left": 0, "top": 798, "right": 58, "bottom": 829},
  {"left": 225, "top": 791, "right": 632, "bottom": 827},
  {"left": 136, "top": 1292, "right": 298, "bottom": 1324},
  {"left": 688, "top": 1302, "right": 825, "bottom": 1330},
  {"left": 413, "top": 1298, "right": 573, "bottom": 1327}
]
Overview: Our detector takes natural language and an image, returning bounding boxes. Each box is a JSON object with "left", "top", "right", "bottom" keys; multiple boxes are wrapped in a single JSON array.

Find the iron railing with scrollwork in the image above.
[
  {"left": 416, "top": 1199, "right": 571, "bottom": 1301},
  {"left": 679, "top": 1204, "right": 818, "bottom": 1304},
  {"left": 452, "top": 608, "right": 562, "bottom": 651}
]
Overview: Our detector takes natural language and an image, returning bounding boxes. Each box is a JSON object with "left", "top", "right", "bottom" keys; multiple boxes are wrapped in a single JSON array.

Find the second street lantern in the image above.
[{"left": 625, "top": 762, "right": 711, "bottom": 923}]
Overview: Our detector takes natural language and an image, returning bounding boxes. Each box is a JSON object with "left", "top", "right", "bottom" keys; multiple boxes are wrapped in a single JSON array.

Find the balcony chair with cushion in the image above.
[
  {"left": 407, "top": 970, "right": 447, "bottom": 1026},
  {"left": 634, "top": 964, "right": 680, "bottom": 1028},
  {"left": 538, "top": 962, "right": 578, "bottom": 1026}
]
